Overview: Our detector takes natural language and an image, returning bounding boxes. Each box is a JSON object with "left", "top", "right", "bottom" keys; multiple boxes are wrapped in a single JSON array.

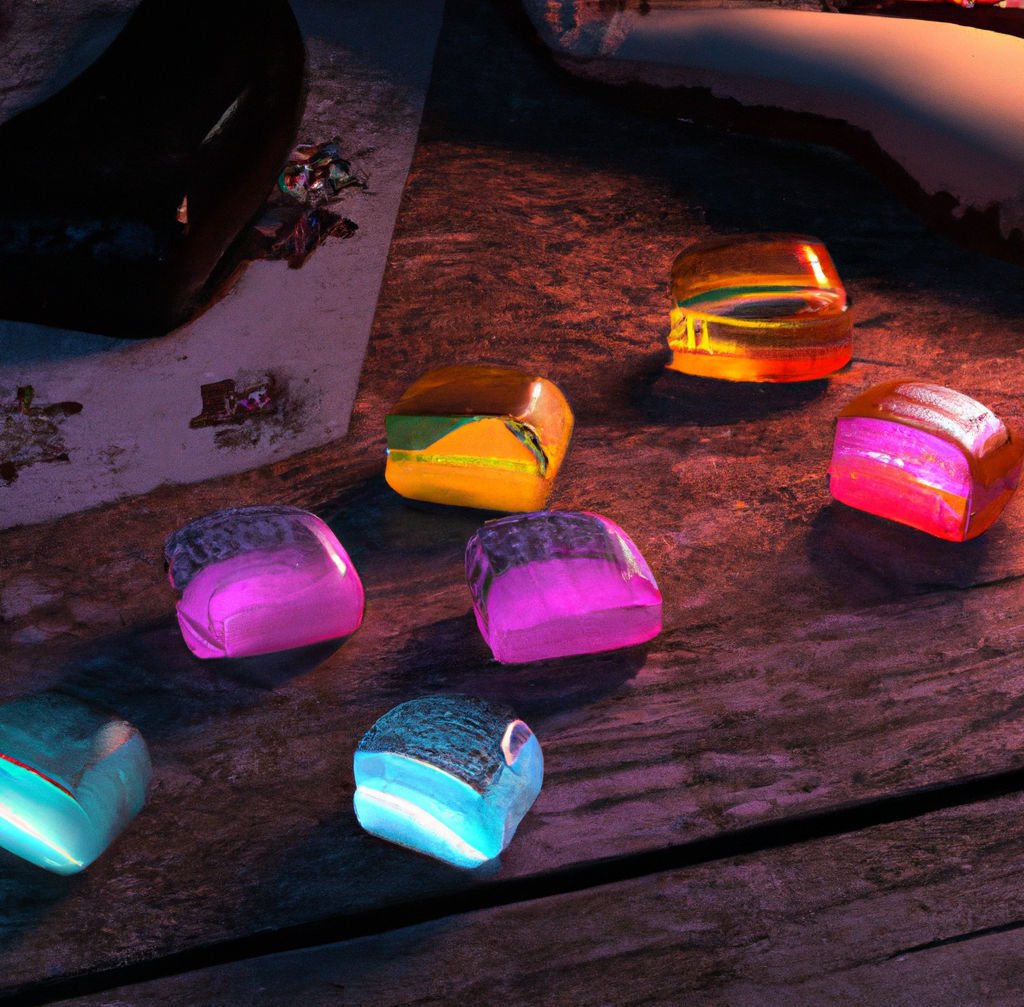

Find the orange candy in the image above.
[{"left": 385, "top": 365, "right": 574, "bottom": 512}]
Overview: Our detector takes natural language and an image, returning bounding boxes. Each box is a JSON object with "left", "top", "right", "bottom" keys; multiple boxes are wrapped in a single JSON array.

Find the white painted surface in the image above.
[
  {"left": 525, "top": 3, "right": 1024, "bottom": 237},
  {"left": 0, "top": 0, "right": 444, "bottom": 528}
]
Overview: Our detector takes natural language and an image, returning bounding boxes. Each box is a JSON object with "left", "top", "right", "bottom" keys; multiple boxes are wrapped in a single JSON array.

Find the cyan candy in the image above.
[
  {"left": 353, "top": 695, "right": 543, "bottom": 869},
  {"left": 0, "top": 693, "right": 151, "bottom": 874},
  {"left": 165, "top": 505, "right": 364, "bottom": 658},
  {"left": 829, "top": 380, "right": 1024, "bottom": 541},
  {"left": 465, "top": 510, "right": 662, "bottom": 664}
]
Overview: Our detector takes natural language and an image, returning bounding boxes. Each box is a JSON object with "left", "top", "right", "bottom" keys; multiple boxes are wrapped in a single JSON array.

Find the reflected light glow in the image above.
[
  {"left": 354, "top": 786, "right": 489, "bottom": 867},
  {"left": 0, "top": 800, "right": 82, "bottom": 871}
]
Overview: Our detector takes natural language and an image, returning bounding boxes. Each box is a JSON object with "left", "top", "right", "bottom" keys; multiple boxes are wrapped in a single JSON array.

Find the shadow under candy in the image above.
[
  {"left": 807, "top": 501, "right": 991, "bottom": 603},
  {"left": 0, "top": 849, "right": 86, "bottom": 967},
  {"left": 632, "top": 358, "right": 834, "bottom": 428},
  {"left": 41, "top": 615, "right": 314, "bottom": 744},
  {"left": 318, "top": 472, "right": 494, "bottom": 567},
  {"left": 379, "top": 609, "right": 652, "bottom": 729}
]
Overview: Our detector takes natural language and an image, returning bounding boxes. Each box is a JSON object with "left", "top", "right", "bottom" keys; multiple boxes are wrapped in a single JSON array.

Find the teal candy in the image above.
[
  {"left": 353, "top": 696, "right": 543, "bottom": 869},
  {"left": 0, "top": 694, "right": 151, "bottom": 874}
]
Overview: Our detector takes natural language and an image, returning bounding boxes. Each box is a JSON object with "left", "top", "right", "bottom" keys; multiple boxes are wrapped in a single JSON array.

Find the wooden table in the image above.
[{"left": 3, "top": 0, "right": 1024, "bottom": 1002}]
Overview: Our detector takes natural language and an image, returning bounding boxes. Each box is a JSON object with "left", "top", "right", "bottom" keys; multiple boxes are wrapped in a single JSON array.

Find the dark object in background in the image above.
[{"left": 0, "top": 0, "right": 306, "bottom": 338}]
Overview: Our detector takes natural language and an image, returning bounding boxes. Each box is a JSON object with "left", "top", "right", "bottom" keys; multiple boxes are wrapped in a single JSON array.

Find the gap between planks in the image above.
[{"left": 7, "top": 759, "right": 1024, "bottom": 1006}]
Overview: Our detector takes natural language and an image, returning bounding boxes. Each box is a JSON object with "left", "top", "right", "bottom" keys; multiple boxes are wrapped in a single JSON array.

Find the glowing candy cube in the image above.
[
  {"left": 0, "top": 693, "right": 151, "bottom": 874},
  {"left": 668, "top": 234, "right": 852, "bottom": 382},
  {"left": 353, "top": 695, "right": 543, "bottom": 868},
  {"left": 385, "top": 364, "right": 574, "bottom": 511},
  {"left": 165, "top": 505, "right": 364, "bottom": 658},
  {"left": 465, "top": 510, "right": 662, "bottom": 663},
  {"left": 829, "top": 380, "right": 1024, "bottom": 540}
]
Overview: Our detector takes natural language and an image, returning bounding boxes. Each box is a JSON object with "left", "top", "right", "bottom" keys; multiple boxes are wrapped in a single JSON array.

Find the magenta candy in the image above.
[
  {"left": 829, "top": 380, "right": 1024, "bottom": 541},
  {"left": 165, "top": 505, "right": 364, "bottom": 658},
  {"left": 465, "top": 510, "right": 662, "bottom": 664}
]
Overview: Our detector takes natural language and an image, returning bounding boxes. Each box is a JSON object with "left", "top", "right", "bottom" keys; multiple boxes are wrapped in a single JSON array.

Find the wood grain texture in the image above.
[
  {"left": 2, "top": 0, "right": 1024, "bottom": 998},
  {"left": 42, "top": 796, "right": 1024, "bottom": 1006}
]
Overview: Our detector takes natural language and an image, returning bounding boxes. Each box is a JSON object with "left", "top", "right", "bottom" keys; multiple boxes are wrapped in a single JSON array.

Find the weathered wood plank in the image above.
[
  {"left": 38, "top": 796, "right": 1024, "bottom": 1006},
  {"left": 2, "top": 0, "right": 1024, "bottom": 995}
]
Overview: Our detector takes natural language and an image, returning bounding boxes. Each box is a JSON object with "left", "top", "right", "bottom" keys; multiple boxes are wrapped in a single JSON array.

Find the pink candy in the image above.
[
  {"left": 165, "top": 506, "right": 364, "bottom": 658},
  {"left": 829, "top": 380, "right": 1023, "bottom": 541},
  {"left": 465, "top": 511, "right": 662, "bottom": 664}
]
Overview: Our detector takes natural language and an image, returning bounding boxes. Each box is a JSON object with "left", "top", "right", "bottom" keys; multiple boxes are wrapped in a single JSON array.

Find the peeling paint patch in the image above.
[
  {"left": 187, "top": 372, "right": 311, "bottom": 451},
  {"left": 190, "top": 376, "right": 277, "bottom": 429},
  {"left": 0, "top": 385, "right": 82, "bottom": 485}
]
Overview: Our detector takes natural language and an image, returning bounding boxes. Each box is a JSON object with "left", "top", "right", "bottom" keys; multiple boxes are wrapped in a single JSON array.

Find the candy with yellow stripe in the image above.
[
  {"left": 385, "top": 365, "right": 574, "bottom": 511},
  {"left": 668, "top": 234, "right": 852, "bottom": 383}
]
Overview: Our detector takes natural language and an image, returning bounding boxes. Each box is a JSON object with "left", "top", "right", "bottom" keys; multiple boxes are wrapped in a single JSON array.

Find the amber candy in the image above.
[{"left": 668, "top": 234, "right": 852, "bottom": 382}]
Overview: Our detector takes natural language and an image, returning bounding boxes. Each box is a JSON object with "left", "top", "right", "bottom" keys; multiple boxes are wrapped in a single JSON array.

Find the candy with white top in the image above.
[{"left": 466, "top": 510, "right": 662, "bottom": 663}]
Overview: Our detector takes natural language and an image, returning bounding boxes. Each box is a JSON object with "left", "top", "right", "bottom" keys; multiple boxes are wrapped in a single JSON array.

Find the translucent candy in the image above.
[
  {"left": 385, "top": 364, "right": 574, "bottom": 511},
  {"left": 465, "top": 510, "right": 662, "bottom": 663},
  {"left": 353, "top": 695, "right": 543, "bottom": 868},
  {"left": 829, "top": 380, "right": 1024, "bottom": 540},
  {"left": 165, "top": 505, "right": 364, "bottom": 658},
  {"left": 0, "top": 693, "right": 151, "bottom": 874},
  {"left": 668, "top": 234, "right": 852, "bottom": 382}
]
